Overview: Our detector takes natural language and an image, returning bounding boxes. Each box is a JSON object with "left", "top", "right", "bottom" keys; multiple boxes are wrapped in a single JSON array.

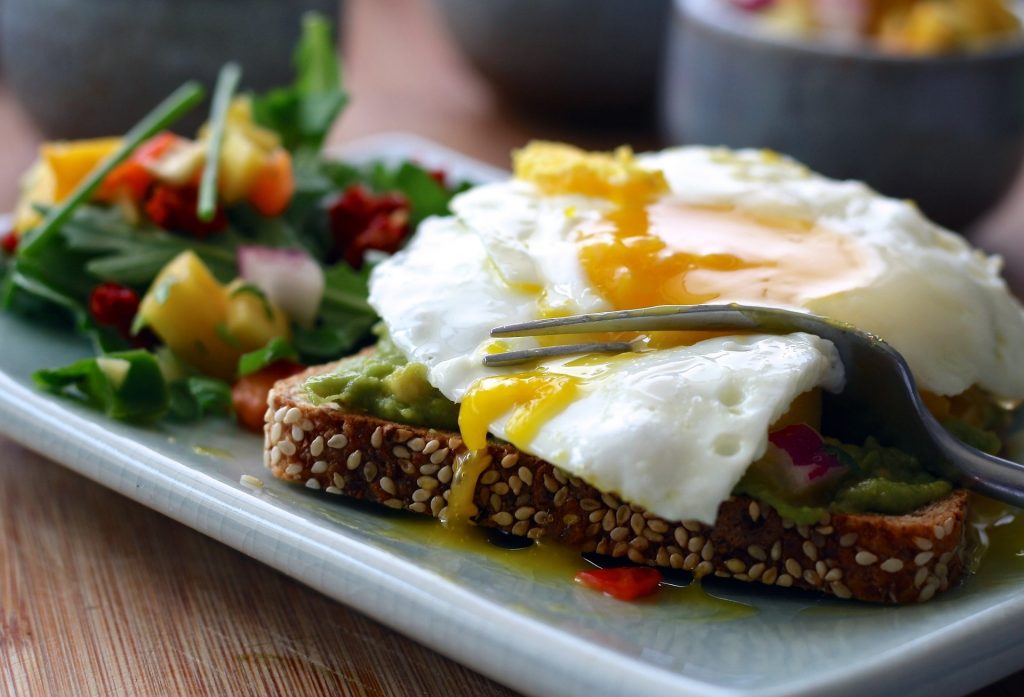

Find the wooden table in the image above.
[{"left": 0, "top": 0, "right": 1021, "bottom": 694}]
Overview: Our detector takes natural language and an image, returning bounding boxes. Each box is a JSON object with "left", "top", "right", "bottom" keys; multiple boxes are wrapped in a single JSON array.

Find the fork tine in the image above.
[
  {"left": 482, "top": 341, "right": 637, "bottom": 367},
  {"left": 491, "top": 304, "right": 762, "bottom": 337}
]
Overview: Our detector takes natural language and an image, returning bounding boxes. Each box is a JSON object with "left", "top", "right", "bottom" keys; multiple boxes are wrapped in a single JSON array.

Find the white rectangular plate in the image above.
[{"left": 1, "top": 134, "right": 1022, "bottom": 697}]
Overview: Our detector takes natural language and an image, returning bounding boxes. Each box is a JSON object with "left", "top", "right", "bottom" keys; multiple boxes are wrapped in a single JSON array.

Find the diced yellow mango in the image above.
[
  {"left": 138, "top": 251, "right": 236, "bottom": 379},
  {"left": 224, "top": 279, "right": 291, "bottom": 351},
  {"left": 12, "top": 137, "right": 122, "bottom": 232},
  {"left": 218, "top": 129, "right": 268, "bottom": 204}
]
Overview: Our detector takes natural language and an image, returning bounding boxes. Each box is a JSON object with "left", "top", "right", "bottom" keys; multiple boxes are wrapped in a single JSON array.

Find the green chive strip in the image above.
[
  {"left": 19, "top": 81, "right": 206, "bottom": 258},
  {"left": 198, "top": 62, "right": 243, "bottom": 222}
]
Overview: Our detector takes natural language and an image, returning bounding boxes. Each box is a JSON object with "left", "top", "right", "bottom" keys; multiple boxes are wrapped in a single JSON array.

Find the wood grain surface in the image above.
[{"left": 1, "top": 0, "right": 1022, "bottom": 695}]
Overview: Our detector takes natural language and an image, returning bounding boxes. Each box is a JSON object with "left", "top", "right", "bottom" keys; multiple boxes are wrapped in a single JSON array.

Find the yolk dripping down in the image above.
[{"left": 455, "top": 143, "right": 874, "bottom": 485}]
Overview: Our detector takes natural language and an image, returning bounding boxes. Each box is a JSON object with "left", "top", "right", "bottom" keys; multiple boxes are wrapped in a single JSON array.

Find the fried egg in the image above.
[{"left": 368, "top": 143, "right": 1024, "bottom": 523}]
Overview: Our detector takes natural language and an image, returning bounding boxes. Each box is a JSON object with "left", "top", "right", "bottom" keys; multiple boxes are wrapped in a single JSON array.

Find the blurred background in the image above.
[{"left": 1, "top": 0, "right": 1024, "bottom": 282}]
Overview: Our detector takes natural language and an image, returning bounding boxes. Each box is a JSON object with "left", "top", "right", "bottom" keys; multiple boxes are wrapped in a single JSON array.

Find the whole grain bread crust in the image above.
[{"left": 264, "top": 363, "right": 968, "bottom": 604}]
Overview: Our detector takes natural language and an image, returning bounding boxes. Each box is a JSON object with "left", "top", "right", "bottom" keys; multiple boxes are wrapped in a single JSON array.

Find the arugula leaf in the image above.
[
  {"left": 367, "top": 161, "right": 468, "bottom": 226},
  {"left": 167, "top": 376, "right": 233, "bottom": 421},
  {"left": 292, "top": 260, "right": 376, "bottom": 362},
  {"left": 238, "top": 336, "right": 299, "bottom": 376},
  {"left": 34, "top": 350, "right": 169, "bottom": 422},
  {"left": 251, "top": 13, "right": 348, "bottom": 155}
]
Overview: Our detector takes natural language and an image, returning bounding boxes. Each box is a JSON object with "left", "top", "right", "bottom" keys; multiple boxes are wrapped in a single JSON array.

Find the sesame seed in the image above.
[
  {"left": 325, "top": 486, "right": 342, "bottom": 495},
  {"left": 669, "top": 553, "right": 684, "bottom": 569},
  {"left": 328, "top": 434, "right": 348, "bottom": 449},
  {"left": 824, "top": 568, "right": 843, "bottom": 582},
  {"left": 448, "top": 436, "right": 463, "bottom": 450},
  {"left": 610, "top": 526, "right": 629, "bottom": 542},
  {"left": 419, "top": 463, "right": 440, "bottom": 475},
  {"left": 839, "top": 533, "right": 858, "bottom": 547},
  {"left": 725, "top": 559, "right": 746, "bottom": 574},
  {"left": 417, "top": 476, "right": 439, "bottom": 490},
  {"left": 683, "top": 520, "right": 702, "bottom": 532},
  {"left": 274, "top": 406, "right": 288, "bottom": 422},
  {"left": 701, "top": 541, "right": 715, "bottom": 561},
  {"left": 383, "top": 498, "right": 404, "bottom": 509},
  {"left": 309, "top": 436, "right": 325, "bottom": 457},
  {"left": 939, "top": 551, "right": 953, "bottom": 565},
  {"left": 480, "top": 470, "right": 500, "bottom": 485},
  {"left": 803, "top": 569, "right": 821, "bottom": 586},
  {"left": 688, "top": 536, "right": 704, "bottom": 553},
  {"left": 430, "top": 448, "right": 449, "bottom": 465},
  {"left": 305, "top": 478, "right": 320, "bottom": 490},
  {"left": 430, "top": 496, "right": 445, "bottom": 517},
  {"left": 364, "top": 462, "right": 378, "bottom": 481},
  {"left": 408, "top": 437, "right": 426, "bottom": 452},
  {"left": 630, "top": 513, "right": 646, "bottom": 536},
  {"left": 394, "top": 429, "right": 412, "bottom": 443},
  {"left": 855, "top": 551, "right": 878, "bottom": 566},
  {"left": 300, "top": 419, "right": 314, "bottom": 432},
  {"left": 270, "top": 446, "right": 282, "bottom": 467},
  {"left": 601, "top": 493, "right": 620, "bottom": 509},
  {"left": 831, "top": 582, "right": 852, "bottom": 599},
  {"left": 695, "top": 561, "right": 714, "bottom": 579},
  {"left": 563, "top": 513, "right": 579, "bottom": 526},
  {"left": 683, "top": 553, "right": 700, "bottom": 571},
  {"left": 393, "top": 445, "right": 412, "bottom": 459},
  {"left": 311, "top": 460, "right": 328, "bottom": 475},
  {"left": 411, "top": 489, "right": 431, "bottom": 503},
  {"left": 630, "top": 536, "right": 649, "bottom": 552},
  {"left": 278, "top": 440, "right": 296, "bottom": 457},
  {"left": 914, "top": 537, "right": 933, "bottom": 551},
  {"left": 943, "top": 518, "right": 954, "bottom": 536},
  {"left": 333, "top": 473, "right": 345, "bottom": 488},
  {"left": 771, "top": 541, "right": 782, "bottom": 561},
  {"left": 915, "top": 551, "right": 934, "bottom": 566},
  {"left": 761, "top": 567, "right": 778, "bottom": 585},
  {"left": 802, "top": 541, "right": 818, "bottom": 562},
  {"left": 411, "top": 502, "right": 430, "bottom": 514},
  {"left": 543, "top": 474, "right": 559, "bottom": 493},
  {"left": 501, "top": 453, "right": 519, "bottom": 469},
  {"left": 748, "top": 500, "right": 761, "bottom": 522},
  {"left": 285, "top": 463, "right": 302, "bottom": 476},
  {"left": 933, "top": 524, "right": 945, "bottom": 540},
  {"left": 880, "top": 558, "right": 904, "bottom": 573},
  {"left": 612, "top": 542, "right": 629, "bottom": 558},
  {"left": 674, "top": 528, "right": 689, "bottom": 548},
  {"left": 240, "top": 474, "right": 264, "bottom": 490},
  {"left": 346, "top": 451, "right": 362, "bottom": 470},
  {"left": 515, "top": 506, "right": 536, "bottom": 521},
  {"left": 554, "top": 487, "right": 569, "bottom": 507},
  {"left": 579, "top": 498, "right": 601, "bottom": 512},
  {"left": 816, "top": 525, "right": 834, "bottom": 535},
  {"left": 371, "top": 427, "right": 383, "bottom": 449},
  {"left": 283, "top": 407, "right": 302, "bottom": 424},
  {"left": 647, "top": 519, "right": 669, "bottom": 534},
  {"left": 588, "top": 510, "right": 604, "bottom": 524},
  {"left": 748, "top": 563, "right": 765, "bottom": 580},
  {"left": 776, "top": 573, "right": 794, "bottom": 588},
  {"left": 519, "top": 467, "right": 534, "bottom": 486},
  {"left": 491, "top": 511, "right": 514, "bottom": 526},
  {"left": 380, "top": 477, "right": 397, "bottom": 495},
  {"left": 748, "top": 545, "right": 767, "bottom": 561},
  {"left": 914, "top": 567, "right": 929, "bottom": 588},
  {"left": 552, "top": 467, "right": 568, "bottom": 484},
  {"left": 815, "top": 561, "right": 827, "bottom": 578},
  {"left": 270, "top": 422, "right": 283, "bottom": 442},
  {"left": 627, "top": 548, "right": 645, "bottom": 564},
  {"left": 919, "top": 581, "right": 938, "bottom": 602},
  {"left": 291, "top": 426, "right": 305, "bottom": 442},
  {"left": 935, "top": 562, "right": 949, "bottom": 579},
  {"left": 785, "top": 559, "right": 802, "bottom": 577},
  {"left": 602, "top": 510, "right": 616, "bottom": 532},
  {"left": 423, "top": 439, "right": 440, "bottom": 455}
]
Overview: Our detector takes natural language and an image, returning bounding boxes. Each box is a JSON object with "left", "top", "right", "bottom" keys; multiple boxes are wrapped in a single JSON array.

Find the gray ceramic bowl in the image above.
[
  {"left": 661, "top": 0, "right": 1024, "bottom": 230},
  {"left": 0, "top": 0, "right": 340, "bottom": 138},
  {"left": 433, "top": 0, "right": 671, "bottom": 125}
]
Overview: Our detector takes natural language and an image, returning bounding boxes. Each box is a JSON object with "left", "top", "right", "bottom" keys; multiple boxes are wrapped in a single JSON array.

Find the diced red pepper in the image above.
[
  {"left": 429, "top": 168, "right": 447, "bottom": 187},
  {"left": 1, "top": 230, "right": 18, "bottom": 255},
  {"left": 232, "top": 361, "right": 306, "bottom": 432},
  {"left": 574, "top": 567, "right": 663, "bottom": 601},
  {"left": 144, "top": 184, "right": 227, "bottom": 239},
  {"left": 769, "top": 423, "right": 843, "bottom": 481},
  {"left": 97, "top": 131, "right": 180, "bottom": 203},
  {"left": 89, "top": 282, "right": 141, "bottom": 340},
  {"left": 326, "top": 184, "right": 411, "bottom": 268}
]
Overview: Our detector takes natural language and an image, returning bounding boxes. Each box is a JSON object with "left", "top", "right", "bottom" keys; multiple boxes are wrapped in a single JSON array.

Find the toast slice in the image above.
[{"left": 264, "top": 362, "right": 969, "bottom": 604}]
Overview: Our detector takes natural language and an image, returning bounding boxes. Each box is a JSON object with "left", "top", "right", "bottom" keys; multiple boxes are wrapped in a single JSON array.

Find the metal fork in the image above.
[{"left": 485, "top": 304, "right": 1024, "bottom": 508}]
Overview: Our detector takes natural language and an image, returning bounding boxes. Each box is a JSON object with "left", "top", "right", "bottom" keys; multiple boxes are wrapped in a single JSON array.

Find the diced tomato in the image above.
[
  {"left": 89, "top": 282, "right": 141, "bottom": 339},
  {"left": 429, "top": 168, "right": 447, "bottom": 187},
  {"left": 326, "top": 184, "right": 411, "bottom": 268},
  {"left": 144, "top": 184, "right": 227, "bottom": 239},
  {"left": 232, "top": 361, "right": 306, "bottom": 432},
  {"left": 1, "top": 230, "right": 18, "bottom": 255},
  {"left": 97, "top": 132, "right": 179, "bottom": 203},
  {"left": 574, "top": 567, "right": 663, "bottom": 601},
  {"left": 246, "top": 149, "right": 295, "bottom": 217}
]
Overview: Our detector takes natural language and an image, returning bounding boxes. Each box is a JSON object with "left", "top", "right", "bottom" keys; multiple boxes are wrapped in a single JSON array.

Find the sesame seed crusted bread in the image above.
[{"left": 264, "top": 362, "right": 969, "bottom": 604}]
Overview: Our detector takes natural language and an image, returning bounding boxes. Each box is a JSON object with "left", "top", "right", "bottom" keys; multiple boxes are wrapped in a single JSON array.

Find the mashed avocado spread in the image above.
[
  {"left": 306, "top": 329, "right": 993, "bottom": 522},
  {"left": 303, "top": 327, "right": 460, "bottom": 430}
]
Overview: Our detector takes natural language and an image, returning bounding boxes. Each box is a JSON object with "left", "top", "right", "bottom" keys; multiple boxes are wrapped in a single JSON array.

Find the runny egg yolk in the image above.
[{"left": 455, "top": 143, "right": 872, "bottom": 472}]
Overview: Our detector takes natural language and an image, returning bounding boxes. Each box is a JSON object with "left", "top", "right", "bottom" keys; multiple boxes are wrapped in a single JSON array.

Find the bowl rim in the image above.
[{"left": 677, "top": 0, "right": 1024, "bottom": 64}]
